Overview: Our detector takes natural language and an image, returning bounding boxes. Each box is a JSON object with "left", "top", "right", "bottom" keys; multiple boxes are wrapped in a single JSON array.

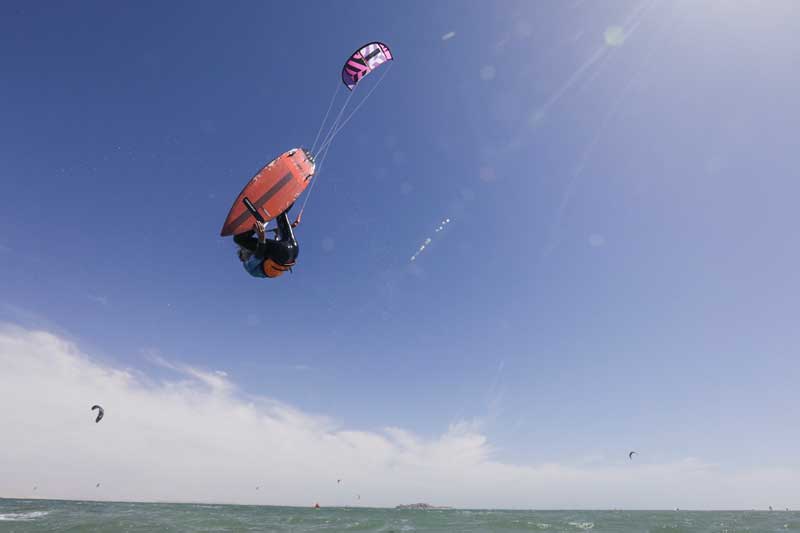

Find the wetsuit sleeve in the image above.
[
  {"left": 238, "top": 228, "right": 284, "bottom": 260},
  {"left": 255, "top": 238, "right": 285, "bottom": 260},
  {"left": 233, "top": 231, "right": 258, "bottom": 252}
]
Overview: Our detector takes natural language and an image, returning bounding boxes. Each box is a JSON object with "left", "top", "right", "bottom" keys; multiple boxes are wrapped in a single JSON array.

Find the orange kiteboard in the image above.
[{"left": 220, "top": 148, "right": 315, "bottom": 237}]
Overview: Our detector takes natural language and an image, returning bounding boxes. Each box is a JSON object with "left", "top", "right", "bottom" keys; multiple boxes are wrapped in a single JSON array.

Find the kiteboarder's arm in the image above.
[
  {"left": 235, "top": 226, "right": 285, "bottom": 261},
  {"left": 255, "top": 221, "right": 268, "bottom": 242},
  {"left": 234, "top": 231, "right": 258, "bottom": 252},
  {"left": 253, "top": 221, "right": 274, "bottom": 258}
]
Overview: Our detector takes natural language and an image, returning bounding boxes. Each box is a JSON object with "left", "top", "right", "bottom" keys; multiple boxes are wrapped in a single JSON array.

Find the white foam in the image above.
[{"left": 0, "top": 511, "right": 49, "bottom": 521}]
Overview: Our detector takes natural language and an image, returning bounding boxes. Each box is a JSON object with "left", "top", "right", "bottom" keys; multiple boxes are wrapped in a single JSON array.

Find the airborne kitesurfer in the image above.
[{"left": 234, "top": 206, "right": 299, "bottom": 279}]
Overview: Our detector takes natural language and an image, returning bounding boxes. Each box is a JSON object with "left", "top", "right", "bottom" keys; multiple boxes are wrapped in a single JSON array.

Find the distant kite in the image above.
[
  {"left": 628, "top": 451, "right": 637, "bottom": 459},
  {"left": 341, "top": 42, "right": 393, "bottom": 90},
  {"left": 96, "top": 483, "right": 101, "bottom": 488},
  {"left": 91, "top": 405, "right": 104, "bottom": 423},
  {"left": 337, "top": 479, "right": 342, "bottom": 484}
]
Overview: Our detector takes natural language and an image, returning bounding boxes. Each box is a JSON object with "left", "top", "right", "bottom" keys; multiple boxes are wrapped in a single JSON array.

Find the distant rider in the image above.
[{"left": 234, "top": 208, "right": 298, "bottom": 278}]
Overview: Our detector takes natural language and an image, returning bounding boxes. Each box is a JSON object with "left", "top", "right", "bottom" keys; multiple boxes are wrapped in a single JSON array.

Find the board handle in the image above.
[
  {"left": 243, "top": 197, "right": 279, "bottom": 234},
  {"left": 242, "top": 197, "right": 265, "bottom": 223}
]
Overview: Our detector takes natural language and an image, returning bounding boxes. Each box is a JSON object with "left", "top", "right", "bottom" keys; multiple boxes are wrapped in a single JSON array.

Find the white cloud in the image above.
[
  {"left": 147, "top": 352, "right": 232, "bottom": 394},
  {"left": 0, "top": 323, "right": 797, "bottom": 509}
]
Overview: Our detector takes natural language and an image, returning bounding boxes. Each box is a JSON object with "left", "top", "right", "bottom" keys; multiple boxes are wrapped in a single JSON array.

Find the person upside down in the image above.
[{"left": 234, "top": 208, "right": 298, "bottom": 278}]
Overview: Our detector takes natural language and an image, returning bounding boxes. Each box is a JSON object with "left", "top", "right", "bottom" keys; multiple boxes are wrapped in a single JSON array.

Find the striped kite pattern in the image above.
[{"left": 341, "top": 42, "right": 393, "bottom": 90}]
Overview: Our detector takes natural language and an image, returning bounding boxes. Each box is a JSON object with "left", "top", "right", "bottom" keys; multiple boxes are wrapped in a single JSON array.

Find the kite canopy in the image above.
[
  {"left": 91, "top": 404, "right": 104, "bottom": 423},
  {"left": 341, "top": 42, "right": 393, "bottom": 90}
]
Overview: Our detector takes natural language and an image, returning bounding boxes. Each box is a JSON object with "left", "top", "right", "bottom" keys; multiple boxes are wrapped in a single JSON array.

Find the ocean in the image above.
[{"left": 0, "top": 499, "right": 798, "bottom": 532}]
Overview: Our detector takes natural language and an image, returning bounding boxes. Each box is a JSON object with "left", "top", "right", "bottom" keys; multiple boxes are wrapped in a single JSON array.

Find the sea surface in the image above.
[{"left": 0, "top": 499, "right": 798, "bottom": 532}]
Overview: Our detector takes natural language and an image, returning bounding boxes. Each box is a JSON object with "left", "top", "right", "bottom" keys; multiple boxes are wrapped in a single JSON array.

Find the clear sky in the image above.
[{"left": 2, "top": 0, "right": 799, "bottom": 509}]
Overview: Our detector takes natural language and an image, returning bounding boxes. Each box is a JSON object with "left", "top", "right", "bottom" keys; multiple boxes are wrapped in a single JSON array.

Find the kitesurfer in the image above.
[{"left": 234, "top": 208, "right": 298, "bottom": 278}]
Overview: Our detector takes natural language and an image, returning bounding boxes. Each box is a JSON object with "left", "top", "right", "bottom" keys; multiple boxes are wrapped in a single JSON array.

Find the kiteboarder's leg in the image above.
[
  {"left": 234, "top": 231, "right": 258, "bottom": 252},
  {"left": 275, "top": 212, "right": 296, "bottom": 244},
  {"left": 272, "top": 212, "right": 299, "bottom": 264}
]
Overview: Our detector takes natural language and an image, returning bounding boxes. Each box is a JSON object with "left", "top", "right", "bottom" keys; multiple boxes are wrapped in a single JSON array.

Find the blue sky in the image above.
[{"left": 2, "top": 0, "right": 800, "bottom": 507}]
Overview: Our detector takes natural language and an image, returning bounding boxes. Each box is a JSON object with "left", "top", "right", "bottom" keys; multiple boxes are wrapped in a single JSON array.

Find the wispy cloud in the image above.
[
  {"left": 87, "top": 295, "right": 109, "bottom": 306},
  {"left": 441, "top": 31, "right": 456, "bottom": 41},
  {"left": 588, "top": 234, "right": 606, "bottom": 247},
  {"left": 0, "top": 323, "right": 797, "bottom": 509},
  {"left": 147, "top": 352, "right": 232, "bottom": 394}
]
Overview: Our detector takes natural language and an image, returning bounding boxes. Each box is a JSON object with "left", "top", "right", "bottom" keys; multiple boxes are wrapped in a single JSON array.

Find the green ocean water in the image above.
[{"left": 1, "top": 499, "right": 798, "bottom": 532}]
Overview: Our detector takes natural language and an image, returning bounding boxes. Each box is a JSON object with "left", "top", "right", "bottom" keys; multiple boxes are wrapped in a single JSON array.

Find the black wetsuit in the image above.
[{"left": 234, "top": 211, "right": 299, "bottom": 274}]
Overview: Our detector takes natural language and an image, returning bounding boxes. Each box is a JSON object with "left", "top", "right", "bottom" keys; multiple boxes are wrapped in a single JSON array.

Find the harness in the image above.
[{"left": 262, "top": 258, "right": 295, "bottom": 278}]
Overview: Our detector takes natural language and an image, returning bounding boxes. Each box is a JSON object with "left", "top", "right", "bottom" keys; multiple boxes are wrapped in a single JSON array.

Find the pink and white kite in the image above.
[{"left": 341, "top": 42, "right": 393, "bottom": 91}]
